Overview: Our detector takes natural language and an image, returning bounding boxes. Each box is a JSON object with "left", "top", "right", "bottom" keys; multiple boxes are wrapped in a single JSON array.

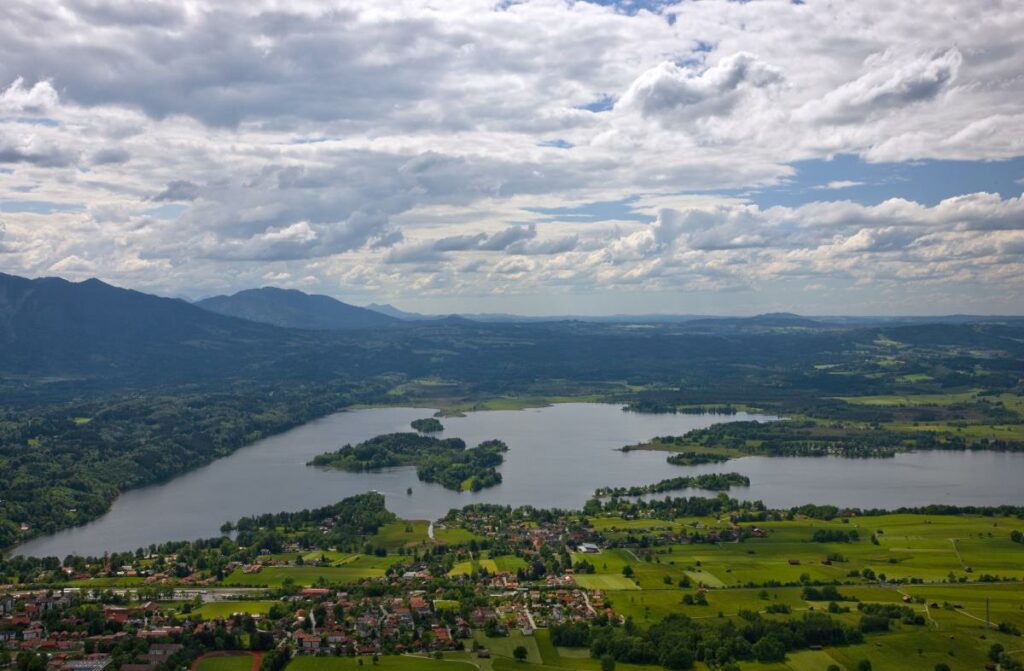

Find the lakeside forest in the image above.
[
  {"left": 1, "top": 273, "right": 1024, "bottom": 671},
  {"left": 2, "top": 274, "right": 1024, "bottom": 551}
]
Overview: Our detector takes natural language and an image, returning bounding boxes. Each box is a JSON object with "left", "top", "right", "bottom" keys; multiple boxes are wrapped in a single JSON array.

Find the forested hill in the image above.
[
  {"left": 0, "top": 272, "right": 319, "bottom": 383},
  {"left": 196, "top": 286, "right": 400, "bottom": 331},
  {"left": 2, "top": 272, "right": 1024, "bottom": 400}
]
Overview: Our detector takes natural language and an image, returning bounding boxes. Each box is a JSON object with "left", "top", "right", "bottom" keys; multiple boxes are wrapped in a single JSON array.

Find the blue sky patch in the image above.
[
  {"left": 0, "top": 200, "right": 84, "bottom": 214},
  {"left": 529, "top": 197, "right": 649, "bottom": 223},
  {"left": 537, "top": 139, "right": 573, "bottom": 149},
  {"left": 740, "top": 154, "right": 1024, "bottom": 208},
  {"left": 577, "top": 94, "right": 616, "bottom": 113},
  {"left": 577, "top": 0, "right": 675, "bottom": 15}
]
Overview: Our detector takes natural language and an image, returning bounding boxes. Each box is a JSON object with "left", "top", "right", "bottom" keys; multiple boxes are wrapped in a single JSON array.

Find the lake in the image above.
[{"left": 13, "top": 403, "right": 1024, "bottom": 557}]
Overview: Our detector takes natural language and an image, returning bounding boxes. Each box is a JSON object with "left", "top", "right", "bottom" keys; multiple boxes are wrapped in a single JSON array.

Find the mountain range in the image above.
[
  {"left": 198, "top": 287, "right": 400, "bottom": 330},
  {"left": 3, "top": 272, "right": 1023, "bottom": 395}
]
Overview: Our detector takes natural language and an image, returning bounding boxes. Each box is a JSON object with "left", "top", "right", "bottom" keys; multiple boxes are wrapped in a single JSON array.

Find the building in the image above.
[
  {"left": 147, "top": 644, "right": 183, "bottom": 657},
  {"left": 63, "top": 657, "right": 112, "bottom": 671},
  {"left": 294, "top": 631, "right": 322, "bottom": 652}
]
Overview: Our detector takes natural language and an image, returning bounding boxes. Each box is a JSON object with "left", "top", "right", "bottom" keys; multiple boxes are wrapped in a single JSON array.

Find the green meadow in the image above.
[
  {"left": 449, "top": 554, "right": 528, "bottom": 576},
  {"left": 223, "top": 555, "right": 399, "bottom": 586},
  {"left": 193, "top": 600, "right": 277, "bottom": 619},
  {"left": 370, "top": 521, "right": 432, "bottom": 550}
]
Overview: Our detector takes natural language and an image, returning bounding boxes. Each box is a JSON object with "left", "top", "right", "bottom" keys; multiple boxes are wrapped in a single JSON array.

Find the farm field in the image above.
[
  {"left": 557, "top": 512, "right": 1024, "bottom": 669},
  {"left": 575, "top": 514, "right": 1024, "bottom": 591}
]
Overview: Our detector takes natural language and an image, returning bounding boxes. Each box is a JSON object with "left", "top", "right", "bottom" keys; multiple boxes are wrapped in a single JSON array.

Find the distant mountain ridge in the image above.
[
  {"left": 0, "top": 272, "right": 295, "bottom": 380},
  {"left": 197, "top": 287, "right": 400, "bottom": 330},
  {"left": 2, "top": 271, "right": 1022, "bottom": 391},
  {"left": 364, "top": 303, "right": 432, "bottom": 321}
]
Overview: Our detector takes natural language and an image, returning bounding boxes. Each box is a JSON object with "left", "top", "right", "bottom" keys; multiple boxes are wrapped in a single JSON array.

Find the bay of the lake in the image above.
[{"left": 13, "top": 403, "right": 1024, "bottom": 557}]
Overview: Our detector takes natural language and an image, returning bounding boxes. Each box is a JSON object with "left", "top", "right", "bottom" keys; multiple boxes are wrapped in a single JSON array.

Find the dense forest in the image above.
[
  {"left": 0, "top": 380, "right": 386, "bottom": 551},
  {"left": 581, "top": 610, "right": 868, "bottom": 668}
]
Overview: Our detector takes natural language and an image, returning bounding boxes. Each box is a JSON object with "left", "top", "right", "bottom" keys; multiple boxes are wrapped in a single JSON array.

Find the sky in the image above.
[{"left": 0, "top": 1, "right": 1023, "bottom": 316}]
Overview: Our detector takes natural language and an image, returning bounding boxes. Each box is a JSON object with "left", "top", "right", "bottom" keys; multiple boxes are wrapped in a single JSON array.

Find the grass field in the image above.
[
  {"left": 433, "top": 526, "right": 486, "bottom": 545},
  {"left": 577, "top": 514, "right": 1024, "bottom": 591},
  {"left": 450, "top": 555, "right": 528, "bottom": 576},
  {"left": 196, "top": 655, "right": 255, "bottom": 671},
  {"left": 223, "top": 564, "right": 387, "bottom": 587},
  {"left": 370, "top": 521, "right": 431, "bottom": 550},
  {"left": 66, "top": 576, "right": 145, "bottom": 587},
  {"left": 887, "top": 420, "right": 1024, "bottom": 441},
  {"left": 299, "top": 550, "right": 355, "bottom": 564},
  {"left": 573, "top": 574, "right": 640, "bottom": 591},
  {"left": 287, "top": 655, "right": 479, "bottom": 671},
  {"left": 835, "top": 390, "right": 982, "bottom": 406},
  {"left": 560, "top": 512, "right": 1024, "bottom": 669},
  {"left": 194, "top": 601, "right": 277, "bottom": 619}
]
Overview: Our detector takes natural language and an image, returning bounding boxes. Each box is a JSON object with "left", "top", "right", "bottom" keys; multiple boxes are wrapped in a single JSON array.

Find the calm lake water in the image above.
[{"left": 13, "top": 403, "right": 1024, "bottom": 557}]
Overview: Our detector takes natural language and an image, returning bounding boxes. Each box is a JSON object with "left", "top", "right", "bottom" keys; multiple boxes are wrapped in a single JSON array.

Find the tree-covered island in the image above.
[
  {"left": 411, "top": 417, "right": 444, "bottom": 433},
  {"left": 308, "top": 432, "right": 508, "bottom": 491}
]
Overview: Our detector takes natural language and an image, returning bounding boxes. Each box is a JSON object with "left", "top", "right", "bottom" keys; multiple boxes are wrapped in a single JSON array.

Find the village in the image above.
[{"left": 0, "top": 502, "right": 619, "bottom": 671}]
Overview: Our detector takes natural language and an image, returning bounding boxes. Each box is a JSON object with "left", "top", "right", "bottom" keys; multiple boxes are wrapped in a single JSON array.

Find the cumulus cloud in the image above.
[
  {"left": 0, "top": 0, "right": 1021, "bottom": 312},
  {"left": 0, "top": 77, "right": 59, "bottom": 115},
  {"left": 618, "top": 52, "right": 782, "bottom": 122},
  {"left": 151, "top": 180, "right": 200, "bottom": 202},
  {"left": 798, "top": 48, "right": 962, "bottom": 124},
  {"left": 814, "top": 180, "right": 864, "bottom": 190},
  {"left": 90, "top": 147, "right": 131, "bottom": 165},
  {"left": 0, "top": 130, "right": 76, "bottom": 166}
]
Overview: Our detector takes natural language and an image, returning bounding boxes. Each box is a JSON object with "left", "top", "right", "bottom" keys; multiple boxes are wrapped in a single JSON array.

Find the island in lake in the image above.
[
  {"left": 309, "top": 432, "right": 508, "bottom": 491},
  {"left": 411, "top": 417, "right": 444, "bottom": 433}
]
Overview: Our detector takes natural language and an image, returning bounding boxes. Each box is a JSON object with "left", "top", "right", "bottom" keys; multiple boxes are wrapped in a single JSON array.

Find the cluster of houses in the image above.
[
  {"left": 283, "top": 579, "right": 612, "bottom": 657},
  {"left": 0, "top": 509, "right": 636, "bottom": 669},
  {"left": 0, "top": 590, "right": 187, "bottom": 671}
]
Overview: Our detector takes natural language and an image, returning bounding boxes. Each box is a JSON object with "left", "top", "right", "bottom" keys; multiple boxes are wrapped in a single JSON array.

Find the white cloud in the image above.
[
  {"left": 0, "top": 0, "right": 1021, "bottom": 312},
  {"left": 616, "top": 52, "right": 782, "bottom": 123},
  {"left": 814, "top": 180, "right": 864, "bottom": 190},
  {"left": 797, "top": 48, "right": 962, "bottom": 125},
  {"left": 0, "top": 77, "right": 59, "bottom": 115}
]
